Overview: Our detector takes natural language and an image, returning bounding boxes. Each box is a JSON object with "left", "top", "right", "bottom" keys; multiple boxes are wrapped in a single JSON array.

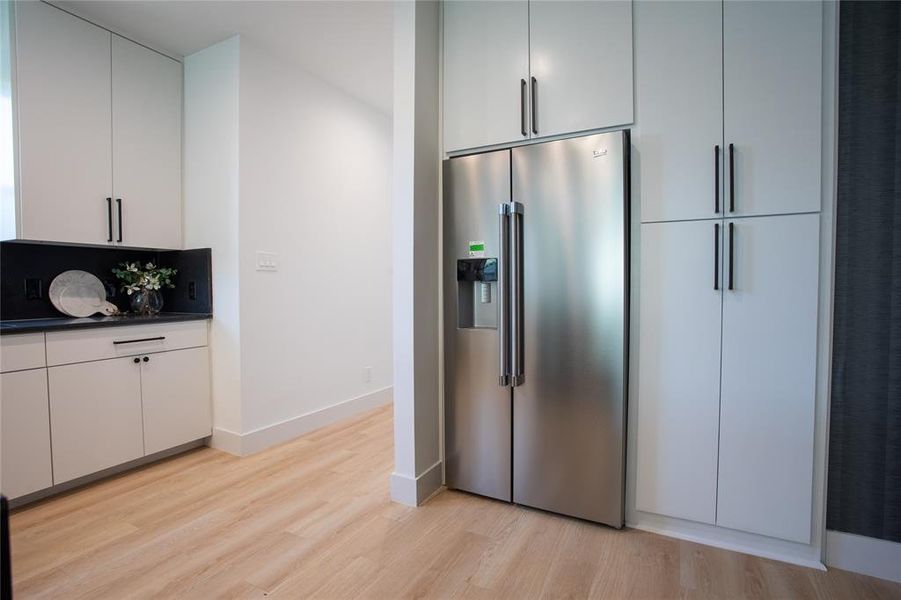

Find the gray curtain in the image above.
[{"left": 827, "top": 1, "right": 901, "bottom": 542}]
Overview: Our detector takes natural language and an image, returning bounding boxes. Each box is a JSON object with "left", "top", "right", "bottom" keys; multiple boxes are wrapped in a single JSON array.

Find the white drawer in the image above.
[
  {"left": 46, "top": 321, "right": 208, "bottom": 366},
  {"left": 0, "top": 333, "right": 46, "bottom": 373}
]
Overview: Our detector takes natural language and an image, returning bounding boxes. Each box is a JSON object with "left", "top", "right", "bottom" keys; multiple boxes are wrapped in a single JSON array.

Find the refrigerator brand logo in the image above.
[{"left": 593, "top": 149, "right": 608, "bottom": 158}]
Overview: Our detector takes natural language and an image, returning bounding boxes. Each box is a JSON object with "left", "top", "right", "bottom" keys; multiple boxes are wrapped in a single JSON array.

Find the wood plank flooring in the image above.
[{"left": 9, "top": 404, "right": 901, "bottom": 599}]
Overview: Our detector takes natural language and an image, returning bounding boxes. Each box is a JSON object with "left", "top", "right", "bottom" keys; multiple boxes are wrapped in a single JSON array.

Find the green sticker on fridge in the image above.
[{"left": 469, "top": 241, "right": 485, "bottom": 258}]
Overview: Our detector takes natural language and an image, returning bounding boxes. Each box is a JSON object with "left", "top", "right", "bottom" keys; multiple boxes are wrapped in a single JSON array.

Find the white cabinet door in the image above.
[
  {"left": 140, "top": 347, "right": 211, "bottom": 455},
  {"left": 529, "top": 0, "right": 633, "bottom": 139},
  {"left": 717, "top": 214, "right": 819, "bottom": 543},
  {"left": 636, "top": 0, "right": 723, "bottom": 223},
  {"left": 48, "top": 357, "right": 144, "bottom": 483},
  {"left": 14, "top": 1, "right": 113, "bottom": 245},
  {"left": 636, "top": 220, "right": 723, "bottom": 524},
  {"left": 443, "top": 0, "right": 529, "bottom": 152},
  {"left": 1, "top": 369, "right": 52, "bottom": 499},
  {"left": 724, "top": 1, "right": 822, "bottom": 217},
  {"left": 112, "top": 35, "right": 182, "bottom": 249}
]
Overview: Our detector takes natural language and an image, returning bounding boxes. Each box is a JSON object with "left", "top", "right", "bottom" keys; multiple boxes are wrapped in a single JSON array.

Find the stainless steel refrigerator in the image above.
[{"left": 443, "top": 130, "right": 629, "bottom": 527}]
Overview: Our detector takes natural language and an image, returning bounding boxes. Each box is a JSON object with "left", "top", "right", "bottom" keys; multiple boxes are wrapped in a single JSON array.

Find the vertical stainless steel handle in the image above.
[
  {"left": 510, "top": 202, "right": 524, "bottom": 386},
  {"left": 498, "top": 203, "right": 511, "bottom": 387}
]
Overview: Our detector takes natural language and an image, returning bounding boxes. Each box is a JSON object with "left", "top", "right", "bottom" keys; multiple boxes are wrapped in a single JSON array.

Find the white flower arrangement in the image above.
[{"left": 113, "top": 262, "right": 177, "bottom": 295}]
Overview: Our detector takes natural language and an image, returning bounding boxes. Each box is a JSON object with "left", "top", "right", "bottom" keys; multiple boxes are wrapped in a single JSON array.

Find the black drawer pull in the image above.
[{"left": 113, "top": 336, "right": 166, "bottom": 345}]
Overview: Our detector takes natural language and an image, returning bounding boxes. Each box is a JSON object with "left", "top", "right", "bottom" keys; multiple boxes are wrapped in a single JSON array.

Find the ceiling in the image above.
[{"left": 54, "top": 1, "right": 394, "bottom": 114}]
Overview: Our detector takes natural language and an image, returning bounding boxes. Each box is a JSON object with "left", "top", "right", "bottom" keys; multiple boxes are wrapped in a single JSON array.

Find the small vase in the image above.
[{"left": 130, "top": 289, "right": 164, "bottom": 316}]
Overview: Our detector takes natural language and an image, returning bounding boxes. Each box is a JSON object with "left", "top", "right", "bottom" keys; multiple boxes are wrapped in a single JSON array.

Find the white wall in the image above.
[
  {"left": 237, "top": 38, "right": 393, "bottom": 434},
  {"left": 184, "top": 35, "right": 393, "bottom": 454},
  {"left": 183, "top": 36, "right": 242, "bottom": 435}
]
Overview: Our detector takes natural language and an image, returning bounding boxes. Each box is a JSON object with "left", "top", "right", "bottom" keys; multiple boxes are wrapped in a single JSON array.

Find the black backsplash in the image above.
[{"left": 0, "top": 242, "right": 212, "bottom": 320}]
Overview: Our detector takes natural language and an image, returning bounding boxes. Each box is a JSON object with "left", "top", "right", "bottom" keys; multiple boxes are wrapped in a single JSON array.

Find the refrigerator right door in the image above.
[{"left": 511, "top": 131, "right": 629, "bottom": 526}]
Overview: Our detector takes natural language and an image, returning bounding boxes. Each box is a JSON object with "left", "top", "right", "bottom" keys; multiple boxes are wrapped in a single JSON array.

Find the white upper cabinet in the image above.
[
  {"left": 443, "top": 0, "right": 530, "bottom": 153},
  {"left": 637, "top": 0, "right": 822, "bottom": 222},
  {"left": 443, "top": 0, "right": 634, "bottom": 153},
  {"left": 112, "top": 35, "right": 182, "bottom": 249},
  {"left": 14, "top": 0, "right": 113, "bottom": 245},
  {"left": 717, "top": 214, "right": 819, "bottom": 543},
  {"left": 8, "top": 2, "right": 183, "bottom": 248},
  {"left": 636, "top": 0, "right": 723, "bottom": 223},
  {"left": 724, "top": 1, "right": 822, "bottom": 217},
  {"left": 529, "top": 1, "right": 632, "bottom": 139},
  {"left": 636, "top": 220, "right": 723, "bottom": 525}
]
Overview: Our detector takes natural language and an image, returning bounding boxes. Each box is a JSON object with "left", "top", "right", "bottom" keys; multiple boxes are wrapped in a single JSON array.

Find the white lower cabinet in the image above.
[
  {"left": 49, "top": 357, "right": 145, "bottom": 483},
  {"left": 636, "top": 214, "right": 820, "bottom": 543},
  {"left": 717, "top": 214, "right": 819, "bottom": 543},
  {"left": 0, "top": 323, "right": 211, "bottom": 498},
  {"left": 1, "top": 369, "right": 53, "bottom": 499},
  {"left": 141, "top": 347, "right": 211, "bottom": 455},
  {"left": 636, "top": 219, "right": 722, "bottom": 524}
]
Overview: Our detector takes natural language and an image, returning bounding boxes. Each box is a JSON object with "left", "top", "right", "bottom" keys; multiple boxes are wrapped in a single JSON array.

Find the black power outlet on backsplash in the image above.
[
  {"left": 1, "top": 242, "right": 212, "bottom": 320},
  {"left": 24, "top": 278, "right": 42, "bottom": 300}
]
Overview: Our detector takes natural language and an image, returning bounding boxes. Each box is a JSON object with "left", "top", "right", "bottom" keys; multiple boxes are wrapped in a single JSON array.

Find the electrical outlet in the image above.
[
  {"left": 256, "top": 251, "right": 278, "bottom": 271},
  {"left": 188, "top": 281, "right": 197, "bottom": 300},
  {"left": 24, "top": 278, "right": 42, "bottom": 300},
  {"left": 363, "top": 366, "right": 372, "bottom": 383}
]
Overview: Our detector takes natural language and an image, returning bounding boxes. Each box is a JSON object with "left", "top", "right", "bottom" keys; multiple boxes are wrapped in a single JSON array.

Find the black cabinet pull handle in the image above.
[
  {"left": 133, "top": 357, "right": 140, "bottom": 364},
  {"left": 106, "top": 198, "right": 113, "bottom": 242},
  {"left": 114, "top": 336, "right": 166, "bottom": 345},
  {"left": 530, "top": 76, "right": 538, "bottom": 135},
  {"left": 714, "top": 223, "right": 720, "bottom": 290},
  {"left": 143, "top": 356, "right": 150, "bottom": 363},
  {"left": 116, "top": 198, "right": 123, "bottom": 242},
  {"left": 729, "top": 143, "right": 735, "bottom": 213},
  {"left": 728, "top": 222, "right": 735, "bottom": 290},
  {"left": 520, "top": 79, "right": 527, "bottom": 137},
  {"left": 714, "top": 145, "right": 720, "bottom": 214}
]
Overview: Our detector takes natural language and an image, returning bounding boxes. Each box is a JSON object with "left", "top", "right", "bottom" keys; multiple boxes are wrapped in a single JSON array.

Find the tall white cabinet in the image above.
[
  {"left": 443, "top": 0, "right": 633, "bottom": 153},
  {"left": 717, "top": 214, "right": 820, "bottom": 543},
  {"left": 6, "top": 1, "right": 183, "bottom": 249},
  {"left": 635, "top": 0, "right": 824, "bottom": 547},
  {"left": 636, "top": 220, "right": 722, "bottom": 524}
]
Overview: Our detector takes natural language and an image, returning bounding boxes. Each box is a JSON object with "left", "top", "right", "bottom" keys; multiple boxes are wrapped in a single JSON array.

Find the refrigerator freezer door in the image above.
[
  {"left": 443, "top": 149, "right": 513, "bottom": 502},
  {"left": 511, "top": 131, "right": 629, "bottom": 526}
]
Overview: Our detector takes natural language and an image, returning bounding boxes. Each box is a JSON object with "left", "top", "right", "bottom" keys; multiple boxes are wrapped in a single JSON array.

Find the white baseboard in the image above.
[
  {"left": 390, "top": 460, "right": 443, "bottom": 507},
  {"left": 628, "top": 511, "right": 825, "bottom": 571},
  {"left": 825, "top": 530, "right": 901, "bottom": 583},
  {"left": 209, "top": 386, "right": 393, "bottom": 456}
]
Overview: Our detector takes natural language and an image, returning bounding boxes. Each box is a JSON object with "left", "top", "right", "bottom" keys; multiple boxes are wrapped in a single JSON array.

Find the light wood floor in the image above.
[{"left": 9, "top": 404, "right": 900, "bottom": 599}]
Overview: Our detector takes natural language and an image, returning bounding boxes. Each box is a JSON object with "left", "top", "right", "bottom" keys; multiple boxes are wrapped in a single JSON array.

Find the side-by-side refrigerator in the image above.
[{"left": 443, "top": 130, "right": 629, "bottom": 527}]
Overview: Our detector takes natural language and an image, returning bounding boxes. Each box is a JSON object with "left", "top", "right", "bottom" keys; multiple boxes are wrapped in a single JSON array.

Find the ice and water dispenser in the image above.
[{"left": 456, "top": 258, "right": 497, "bottom": 329}]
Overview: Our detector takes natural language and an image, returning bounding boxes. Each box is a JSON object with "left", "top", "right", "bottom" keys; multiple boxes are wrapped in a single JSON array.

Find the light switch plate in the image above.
[{"left": 256, "top": 251, "right": 278, "bottom": 271}]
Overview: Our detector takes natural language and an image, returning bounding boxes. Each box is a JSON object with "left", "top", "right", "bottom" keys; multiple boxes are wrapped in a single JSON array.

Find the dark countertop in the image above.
[{"left": 0, "top": 312, "right": 212, "bottom": 335}]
